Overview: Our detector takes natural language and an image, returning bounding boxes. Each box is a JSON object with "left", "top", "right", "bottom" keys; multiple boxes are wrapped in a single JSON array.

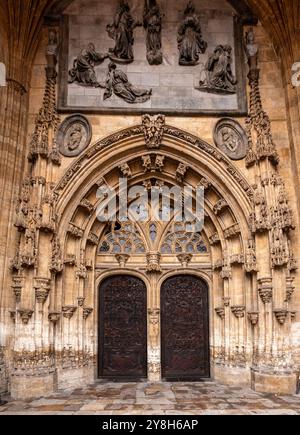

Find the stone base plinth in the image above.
[
  {"left": 11, "top": 373, "right": 55, "bottom": 400},
  {"left": 56, "top": 367, "right": 94, "bottom": 391},
  {"left": 214, "top": 365, "right": 251, "bottom": 386},
  {"left": 251, "top": 369, "right": 298, "bottom": 395}
]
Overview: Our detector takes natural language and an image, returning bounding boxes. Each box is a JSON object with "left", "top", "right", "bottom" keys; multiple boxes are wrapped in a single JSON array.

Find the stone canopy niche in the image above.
[{"left": 58, "top": 0, "right": 251, "bottom": 115}]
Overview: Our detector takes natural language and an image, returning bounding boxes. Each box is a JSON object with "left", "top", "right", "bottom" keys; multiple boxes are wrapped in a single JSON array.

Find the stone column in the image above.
[{"left": 146, "top": 252, "right": 162, "bottom": 382}]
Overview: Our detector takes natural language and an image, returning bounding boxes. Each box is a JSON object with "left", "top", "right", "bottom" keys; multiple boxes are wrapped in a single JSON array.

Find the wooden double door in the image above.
[{"left": 99, "top": 275, "right": 210, "bottom": 381}]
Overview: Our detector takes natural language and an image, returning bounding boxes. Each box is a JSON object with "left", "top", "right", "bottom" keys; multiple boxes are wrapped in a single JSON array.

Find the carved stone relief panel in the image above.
[
  {"left": 214, "top": 118, "right": 248, "bottom": 160},
  {"left": 57, "top": 115, "right": 92, "bottom": 157},
  {"left": 59, "top": 0, "right": 247, "bottom": 115}
]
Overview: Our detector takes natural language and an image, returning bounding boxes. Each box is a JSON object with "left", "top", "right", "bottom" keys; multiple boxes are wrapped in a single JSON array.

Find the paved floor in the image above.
[{"left": 0, "top": 382, "right": 299, "bottom": 415}]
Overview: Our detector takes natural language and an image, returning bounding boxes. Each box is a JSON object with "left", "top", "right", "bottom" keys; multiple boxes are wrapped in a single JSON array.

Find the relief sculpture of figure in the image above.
[
  {"left": 143, "top": 0, "right": 163, "bottom": 65},
  {"left": 103, "top": 62, "right": 152, "bottom": 104},
  {"left": 177, "top": 1, "right": 207, "bottom": 66},
  {"left": 68, "top": 43, "right": 108, "bottom": 87},
  {"left": 198, "top": 45, "right": 237, "bottom": 94},
  {"left": 107, "top": 0, "right": 142, "bottom": 64}
]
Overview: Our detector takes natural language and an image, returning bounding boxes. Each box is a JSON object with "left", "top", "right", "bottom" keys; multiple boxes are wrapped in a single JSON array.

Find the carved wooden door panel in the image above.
[
  {"left": 161, "top": 275, "right": 210, "bottom": 381},
  {"left": 99, "top": 276, "right": 147, "bottom": 380}
]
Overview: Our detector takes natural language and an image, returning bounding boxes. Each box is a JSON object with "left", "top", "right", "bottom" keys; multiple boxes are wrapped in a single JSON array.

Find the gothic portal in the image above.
[{"left": 0, "top": 0, "right": 300, "bottom": 400}]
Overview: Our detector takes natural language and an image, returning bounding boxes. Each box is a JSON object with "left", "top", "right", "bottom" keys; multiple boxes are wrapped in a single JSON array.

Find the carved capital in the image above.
[
  {"left": 64, "top": 254, "right": 77, "bottom": 266},
  {"left": 231, "top": 305, "right": 245, "bottom": 319},
  {"left": 224, "top": 223, "right": 241, "bottom": 239},
  {"left": 230, "top": 254, "right": 245, "bottom": 265},
  {"left": 213, "top": 259, "right": 223, "bottom": 270},
  {"left": 146, "top": 252, "right": 162, "bottom": 274},
  {"left": 87, "top": 232, "right": 99, "bottom": 246},
  {"left": 220, "top": 267, "right": 232, "bottom": 280},
  {"left": 62, "top": 306, "right": 77, "bottom": 319},
  {"left": 198, "top": 177, "right": 211, "bottom": 190},
  {"left": 177, "top": 253, "right": 193, "bottom": 268},
  {"left": 213, "top": 199, "right": 228, "bottom": 215},
  {"left": 215, "top": 307, "right": 225, "bottom": 320},
  {"left": 248, "top": 312, "right": 259, "bottom": 326},
  {"left": 83, "top": 308, "right": 93, "bottom": 320},
  {"left": 176, "top": 163, "right": 189, "bottom": 182},
  {"left": 9, "top": 310, "right": 16, "bottom": 322},
  {"left": 119, "top": 163, "right": 132, "bottom": 178},
  {"left": 48, "top": 311, "right": 61, "bottom": 324},
  {"left": 115, "top": 254, "right": 130, "bottom": 268},
  {"left": 155, "top": 155, "right": 165, "bottom": 172},
  {"left": 285, "top": 277, "right": 295, "bottom": 303},
  {"left": 209, "top": 233, "right": 220, "bottom": 246},
  {"left": 274, "top": 309, "right": 288, "bottom": 325},
  {"left": 79, "top": 199, "right": 94, "bottom": 214},
  {"left": 18, "top": 309, "right": 34, "bottom": 325},
  {"left": 68, "top": 223, "right": 84, "bottom": 239},
  {"left": 34, "top": 278, "right": 51, "bottom": 304},
  {"left": 12, "top": 276, "right": 25, "bottom": 303},
  {"left": 142, "top": 155, "right": 152, "bottom": 172},
  {"left": 258, "top": 278, "right": 273, "bottom": 304}
]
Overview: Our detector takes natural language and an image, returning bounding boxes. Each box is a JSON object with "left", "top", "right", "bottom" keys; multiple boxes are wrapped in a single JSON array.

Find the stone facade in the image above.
[{"left": 0, "top": 0, "right": 300, "bottom": 400}]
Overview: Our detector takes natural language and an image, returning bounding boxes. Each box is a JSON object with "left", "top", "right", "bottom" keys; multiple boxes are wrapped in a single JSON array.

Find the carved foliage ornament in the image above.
[
  {"left": 214, "top": 119, "right": 248, "bottom": 161},
  {"left": 57, "top": 115, "right": 92, "bottom": 158},
  {"left": 142, "top": 114, "right": 165, "bottom": 149}
]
